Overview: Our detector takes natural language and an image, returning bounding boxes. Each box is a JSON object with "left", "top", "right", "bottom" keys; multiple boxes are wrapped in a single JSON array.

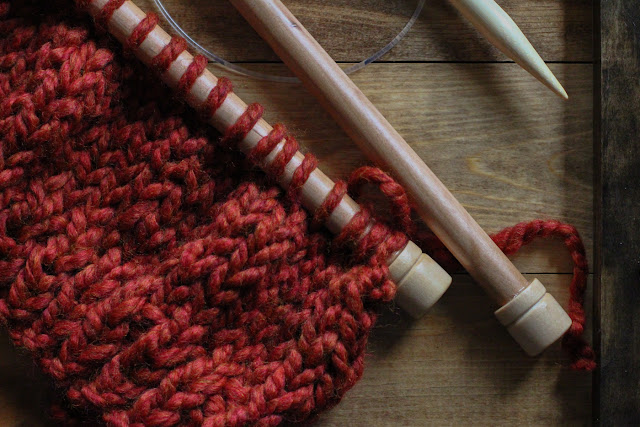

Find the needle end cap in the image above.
[
  {"left": 495, "top": 278, "right": 572, "bottom": 356},
  {"left": 390, "top": 241, "right": 452, "bottom": 319}
]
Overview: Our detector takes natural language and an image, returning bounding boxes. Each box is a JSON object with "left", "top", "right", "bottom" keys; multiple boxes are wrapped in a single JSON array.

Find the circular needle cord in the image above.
[{"left": 152, "top": 0, "right": 426, "bottom": 83}]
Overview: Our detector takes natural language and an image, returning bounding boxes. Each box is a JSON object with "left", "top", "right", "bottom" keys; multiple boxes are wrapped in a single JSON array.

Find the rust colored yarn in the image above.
[{"left": 0, "top": 1, "right": 594, "bottom": 426}]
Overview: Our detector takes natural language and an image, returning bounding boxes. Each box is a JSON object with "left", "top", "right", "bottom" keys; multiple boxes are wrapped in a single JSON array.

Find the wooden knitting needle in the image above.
[
  {"left": 448, "top": 0, "right": 568, "bottom": 100},
  {"left": 81, "top": 0, "right": 453, "bottom": 319},
  {"left": 230, "top": 0, "right": 572, "bottom": 356}
]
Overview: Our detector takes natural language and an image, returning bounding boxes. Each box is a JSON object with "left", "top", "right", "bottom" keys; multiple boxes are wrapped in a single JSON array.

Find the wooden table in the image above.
[{"left": 0, "top": 0, "right": 636, "bottom": 425}]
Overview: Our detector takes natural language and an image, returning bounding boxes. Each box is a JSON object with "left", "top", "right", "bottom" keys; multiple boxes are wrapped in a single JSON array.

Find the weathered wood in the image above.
[
  {"left": 597, "top": 0, "right": 640, "bottom": 424},
  {"left": 138, "top": 0, "right": 593, "bottom": 62}
]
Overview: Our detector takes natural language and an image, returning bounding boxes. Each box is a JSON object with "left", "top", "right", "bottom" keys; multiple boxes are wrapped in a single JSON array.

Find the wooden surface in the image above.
[
  {"left": 150, "top": 0, "right": 593, "bottom": 62},
  {"left": 0, "top": 0, "right": 595, "bottom": 425},
  {"left": 596, "top": 0, "right": 640, "bottom": 424}
]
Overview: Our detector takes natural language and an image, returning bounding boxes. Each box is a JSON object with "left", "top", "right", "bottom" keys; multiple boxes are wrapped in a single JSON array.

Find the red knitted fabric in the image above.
[{"left": 0, "top": 1, "right": 594, "bottom": 426}]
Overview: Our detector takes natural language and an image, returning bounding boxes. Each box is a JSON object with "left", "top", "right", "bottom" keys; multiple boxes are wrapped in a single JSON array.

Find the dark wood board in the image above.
[
  {"left": 137, "top": 0, "right": 593, "bottom": 62},
  {"left": 596, "top": 0, "right": 640, "bottom": 424}
]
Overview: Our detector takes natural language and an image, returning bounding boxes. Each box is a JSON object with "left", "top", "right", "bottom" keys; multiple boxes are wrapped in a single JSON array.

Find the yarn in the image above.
[{"left": 0, "top": 1, "right": 594, "bottom": 426}]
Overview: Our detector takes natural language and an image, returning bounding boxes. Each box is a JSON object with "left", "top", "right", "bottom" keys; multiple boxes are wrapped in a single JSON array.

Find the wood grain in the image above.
[
  {"left": 597, "top": 0, "right": 640, "bottom": 424},
  {"left": 137, "top": 0, "right": 593, "bottom": 62}
]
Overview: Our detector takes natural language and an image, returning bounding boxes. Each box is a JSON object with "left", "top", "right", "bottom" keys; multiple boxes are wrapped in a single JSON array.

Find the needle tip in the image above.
[
  {"left": 555, "top": 84, "right": 569, "bottom": 101},
  {"left": 545, "top": 73, "right": 569, "bottom": 100},
  {"left": 448, "top": 0, "right": 570, "bottom": 101}
]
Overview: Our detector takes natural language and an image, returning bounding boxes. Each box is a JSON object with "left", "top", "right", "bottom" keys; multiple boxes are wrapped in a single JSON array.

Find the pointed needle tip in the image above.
[
  {"left": 543, "top": 71, "right": 568, "bottom": 100},
  {"left": 558, "top": 89, "right": 569, "bottom": 101},
  {"left": 552, "top": 83, "right": 569, "bottom": 101}
]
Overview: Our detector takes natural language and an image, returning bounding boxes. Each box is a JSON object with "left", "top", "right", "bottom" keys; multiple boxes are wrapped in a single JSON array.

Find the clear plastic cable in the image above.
[{"left": 152, "top": 0, "right": 425, "bottom": 83}]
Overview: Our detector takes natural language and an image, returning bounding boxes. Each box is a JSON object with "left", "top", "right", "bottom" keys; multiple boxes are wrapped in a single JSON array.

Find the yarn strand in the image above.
[{"left": 346, "top": 167, "right": 595, "bottom": 371}]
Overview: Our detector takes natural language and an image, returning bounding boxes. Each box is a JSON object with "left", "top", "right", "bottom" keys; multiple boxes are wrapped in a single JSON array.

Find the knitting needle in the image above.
[
  {"left": 79, "top": 0, "right": 453, "bottom": 319},
  {"left": 230, "top": 0, "right": 572, "bottom": 356},
  {"left": 448, "top": 0, "right": 568, "bottom": 100}
]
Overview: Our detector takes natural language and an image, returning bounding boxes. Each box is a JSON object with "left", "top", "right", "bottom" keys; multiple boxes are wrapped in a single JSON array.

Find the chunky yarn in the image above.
[{"left": 0, "top": 1, "right": 594, "bottom": 426}]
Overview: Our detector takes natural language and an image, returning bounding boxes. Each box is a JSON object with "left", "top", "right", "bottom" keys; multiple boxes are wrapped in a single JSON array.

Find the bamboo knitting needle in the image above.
[
  {"left": 230, "top": 0, "right": 572, "bottom": 356},
  {"left": 80, "top": 0, "right": 453, "bottom": 319},
  {"left": 448, "top": 0, "right": 568, "bottom": 100}
]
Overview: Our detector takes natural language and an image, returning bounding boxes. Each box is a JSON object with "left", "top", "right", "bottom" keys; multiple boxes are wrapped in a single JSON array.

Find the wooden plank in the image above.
[
  {"left": 596, "top": 0, "right": 640, "bottom": 424},
  {"left": 0, "top": 274, "right": 591, "bottom": 426},
  {"left": 218, "top": 62, "right": 594, "bottom": 273},
  {"left": 138, "top": 0, "right": 593, "bottom": 62}
]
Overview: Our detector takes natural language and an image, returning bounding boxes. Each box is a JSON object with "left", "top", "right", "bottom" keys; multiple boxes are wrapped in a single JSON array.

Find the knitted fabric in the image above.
[{"left": 0, "top": 1, "right": 594, "bottom": 426}]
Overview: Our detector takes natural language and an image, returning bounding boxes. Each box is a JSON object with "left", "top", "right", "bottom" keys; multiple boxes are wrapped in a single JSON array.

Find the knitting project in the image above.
[{"left": 0, "top": 1, "right": 594, "bottom": 425}]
